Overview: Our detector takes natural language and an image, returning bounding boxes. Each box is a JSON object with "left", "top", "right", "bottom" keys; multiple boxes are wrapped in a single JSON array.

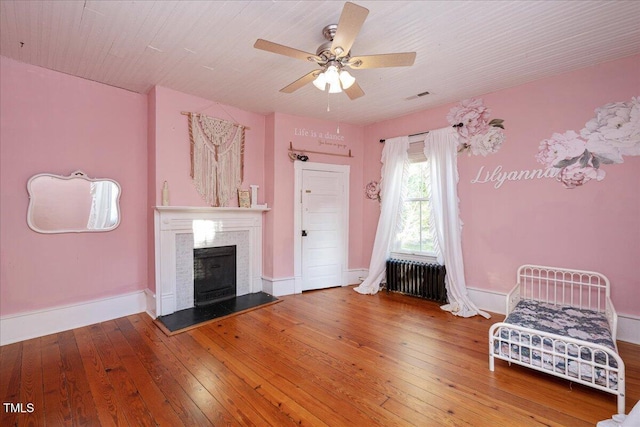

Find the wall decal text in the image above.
[
  {"left": 294, "top": 128, "right": 345, "bottom": 142},
  {"left": 471, "top": 165, "right": 559, "bottom": 189}
]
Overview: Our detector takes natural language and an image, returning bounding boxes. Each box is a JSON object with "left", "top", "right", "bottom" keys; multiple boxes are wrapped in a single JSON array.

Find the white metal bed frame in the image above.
[{"left": 489, "top": 264, "right": 626, "bottom": 414}]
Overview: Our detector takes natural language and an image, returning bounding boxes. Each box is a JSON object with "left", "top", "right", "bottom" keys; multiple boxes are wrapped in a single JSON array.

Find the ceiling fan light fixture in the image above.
[
  {"left": 312, "top": 72, "right": 327, "bottom": 90},
  {"left": 325, "top": 65, "right": 340, "bottom": 86},
  {"left": 328, "top": 80, "right": 342, "bottom": 94},
  {"left": 339, "top": 70, "right": 355, "bottom": 89}
]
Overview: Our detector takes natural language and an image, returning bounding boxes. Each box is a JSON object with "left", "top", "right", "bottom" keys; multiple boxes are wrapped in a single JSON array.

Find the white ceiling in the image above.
[{"left": 2, "top": 1, "right": 639, "bottom": 126}]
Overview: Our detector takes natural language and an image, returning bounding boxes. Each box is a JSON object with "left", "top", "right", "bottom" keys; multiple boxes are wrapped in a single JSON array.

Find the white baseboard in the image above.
[
  {"left": 0, "top": 290, "right": 147, "bottom": 346},
  {"left": 261, "top": 276, "right": 296, "bottom": 296},
  {"left": 467, "top": 287, "right": 507, "bottom": 315},
  {"left": 347, "top": 268, "right": 368, "bottom": 285},
  {"left": 3, "top": 285, "right": 637, "bottom": 346},
  {"left": 466, "top": 287, "right": 640, "bottom": 345},
  {"left": 263, "top": 269, "right": 369, "bottom": 297},
  {"left": 144, "top": 288, "right": 156, "bottom": 319},
  {"left": 618, "top": 314, "right": 640, "bottom": 345}
]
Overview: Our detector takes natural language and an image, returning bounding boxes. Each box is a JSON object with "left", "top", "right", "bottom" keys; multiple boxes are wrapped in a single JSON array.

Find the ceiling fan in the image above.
[{"left": 254, "top": 2, "right": 416, "bottom": 100}]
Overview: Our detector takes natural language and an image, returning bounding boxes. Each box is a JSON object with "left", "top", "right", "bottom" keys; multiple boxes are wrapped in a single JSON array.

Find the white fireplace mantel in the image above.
[{"left": 154, "top": 206, "right": 269, "bottom": 316}]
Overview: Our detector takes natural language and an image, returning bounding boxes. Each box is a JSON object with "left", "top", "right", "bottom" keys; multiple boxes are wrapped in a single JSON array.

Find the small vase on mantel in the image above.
[{"left": 161, "top": 181, "right": 170, "bottom": 206}]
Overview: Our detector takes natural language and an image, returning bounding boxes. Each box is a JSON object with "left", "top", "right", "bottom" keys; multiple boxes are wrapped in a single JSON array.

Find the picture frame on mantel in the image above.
[{"left": 238, "top": 189, "right": 251, "bottom": 208}]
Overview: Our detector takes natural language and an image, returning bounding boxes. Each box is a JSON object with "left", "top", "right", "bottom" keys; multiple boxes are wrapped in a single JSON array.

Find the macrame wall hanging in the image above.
[{"left": 186, "top": 112, "right": 245, "bottom": 207}]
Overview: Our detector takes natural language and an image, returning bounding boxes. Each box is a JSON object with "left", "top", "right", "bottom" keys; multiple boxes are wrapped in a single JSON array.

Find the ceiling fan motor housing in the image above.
[{"left": 322, "top": 24, "right": 338, "bottom": 41}]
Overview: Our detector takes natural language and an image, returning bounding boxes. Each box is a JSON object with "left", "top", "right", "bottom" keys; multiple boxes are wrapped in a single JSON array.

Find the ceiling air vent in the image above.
[{"left": 406, "top": 91, "right": 430, "bottom": 101}]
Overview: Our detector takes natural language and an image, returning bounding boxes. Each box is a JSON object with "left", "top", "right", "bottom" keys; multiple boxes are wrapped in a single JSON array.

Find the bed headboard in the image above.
[{"left": 517, "top": 264, "right": 610, "bottom": 313}]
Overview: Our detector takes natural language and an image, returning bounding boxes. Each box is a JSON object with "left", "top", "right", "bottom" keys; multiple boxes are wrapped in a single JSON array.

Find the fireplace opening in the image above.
[{"left": 193, "top": 245, "right": 237, "bottom": 306}]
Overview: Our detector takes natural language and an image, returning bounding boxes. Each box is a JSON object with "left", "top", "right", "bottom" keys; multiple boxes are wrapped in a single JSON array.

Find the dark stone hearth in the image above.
[{"left": 156, "top": 292, "right": 278, "bottom": 333}]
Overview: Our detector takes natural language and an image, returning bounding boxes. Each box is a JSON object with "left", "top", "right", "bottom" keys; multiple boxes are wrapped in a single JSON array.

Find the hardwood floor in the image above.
[{"left": 2, "top": 286, "right": 638, "bottom": 426}]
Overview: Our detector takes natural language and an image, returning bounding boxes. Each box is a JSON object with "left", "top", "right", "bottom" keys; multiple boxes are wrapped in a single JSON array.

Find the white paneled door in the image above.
[{"left": 300, "top": 168, "right": 346, "bottom": 291}]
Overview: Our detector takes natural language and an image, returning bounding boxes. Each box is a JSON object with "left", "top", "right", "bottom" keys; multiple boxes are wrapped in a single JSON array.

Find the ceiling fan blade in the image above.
[
  {"left": 280, "top": 70, "right": 320, "bottom": 93},
  {"left": 349, "top": 52, "right": 417, "bottom": 69},
  {"left": 344, "top": 81, "right": 365, "bottom": 100},
  {"left": 331, "top": 2, "right": 369, "bottom": 58},
  {"left": 254, "top": 39, "right": 320, "bottom": 62}
]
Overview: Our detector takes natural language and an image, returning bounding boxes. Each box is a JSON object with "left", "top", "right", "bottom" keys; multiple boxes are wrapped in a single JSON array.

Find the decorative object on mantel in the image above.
[
  {"left": 447, "top": 98, "right": 506, "bottom": 156},
  {"left": 250, "top": 185, "right": 259, "bottom": 207},
  {"left": 185, "top": 111, "right": 245, "bottom": 207},
  {"left": 238, "top": 189, "right": 251, "bottom": 208},
  {"left": 536, "top": 96, "right": 639, "bottom": 189},
  {"left": 161, "top": 181, "right": 170, "bottom": 206},
  {"left": 288, "top": 141, "right": 353, "bottom": 161},
  {"left": 365, "top": 180, "right": 381, "bottom": 202},
  {"left": 248, "top": 185, "right": 268, "bottom": 208}
]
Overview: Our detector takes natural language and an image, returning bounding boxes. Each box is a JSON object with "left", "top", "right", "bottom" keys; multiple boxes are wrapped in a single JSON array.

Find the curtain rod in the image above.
[
  {"left": 180, "top": 111, "right": 250, "bottom": 130},
  {"left": 379, "top": 131, "right": 428, "bottom": 143},
  {"left": 379, "top": 124, "right": 461, "bottom": 143}
]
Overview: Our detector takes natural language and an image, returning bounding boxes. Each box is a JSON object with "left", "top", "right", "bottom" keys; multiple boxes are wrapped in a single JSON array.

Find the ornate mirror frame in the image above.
[{"left": 27, "top": 170, "right": 122, "bottom": 234}]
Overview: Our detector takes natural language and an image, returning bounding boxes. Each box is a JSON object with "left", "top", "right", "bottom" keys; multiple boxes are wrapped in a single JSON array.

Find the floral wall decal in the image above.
[
  {"left": 447, "top": 98, "right": 506, "bottom": 156},
  {"left": 536, "top": 97, "right": 639, "bottom": 188},
  {"left": 365, "top": 180, "right": 381, "bottom": 202}
]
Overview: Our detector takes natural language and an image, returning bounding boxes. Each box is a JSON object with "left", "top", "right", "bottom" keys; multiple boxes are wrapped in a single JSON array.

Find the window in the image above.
[{"left": 393, "top": 140, "right": 436, "bottom": 258}]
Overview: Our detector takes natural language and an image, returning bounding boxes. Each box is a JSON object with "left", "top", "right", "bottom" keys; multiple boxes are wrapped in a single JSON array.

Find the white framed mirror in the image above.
[{"left": 27, "top": 170, "right": 121, "bottom": 234}]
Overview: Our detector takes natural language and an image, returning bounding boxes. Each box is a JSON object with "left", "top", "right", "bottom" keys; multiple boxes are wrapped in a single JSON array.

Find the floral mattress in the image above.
[{"left": 494, "top": 299, "right": 619, "bottom": 389}]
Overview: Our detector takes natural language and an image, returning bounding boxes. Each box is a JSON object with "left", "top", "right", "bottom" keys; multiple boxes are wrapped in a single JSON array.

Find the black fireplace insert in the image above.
[{"left": 193, "top": 245, "right": 236, "bottom": 306}]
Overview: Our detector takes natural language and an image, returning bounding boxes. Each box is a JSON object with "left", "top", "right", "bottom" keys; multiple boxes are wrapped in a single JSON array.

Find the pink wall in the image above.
[
  {"left": 150, "top": 86, "right": 266, "bottom": 208},
  {"left": 2, "top": 52, "right": 636, "bottom": 321},
  {"left": 362, "top": 55, "right": 640, "bottom": 316},
  {"left": 0, "top": 57, "right": 148, "bottom": 315},
  {"left": 147, "top": 87, "right": 267, "bottom": 292},
  {"left": 147, "top": 87, "right": 158, "bottom": 292},
  {"left": 263, "top": 114, "right": 276, "bottom": 278},
  {"left": 146, "top": 88, "right": 366, "bottom": 286},
  {"left": 264, "top": 112, "right": 365, "bottom": 278}
]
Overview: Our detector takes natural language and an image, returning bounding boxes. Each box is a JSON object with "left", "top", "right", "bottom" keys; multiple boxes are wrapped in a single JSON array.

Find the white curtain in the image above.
[
  {"left": 354, "top": 136, "right": 409, "bottom": 295},
  {"left": 424, "top": 127, "right": 490, "bottom": 318},
  {"left": 87, "top": 181, "right": 116, "bottom": 230}
]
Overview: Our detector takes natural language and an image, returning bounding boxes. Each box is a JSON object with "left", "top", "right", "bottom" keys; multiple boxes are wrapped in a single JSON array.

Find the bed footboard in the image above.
[{"left": 489, "top": 322, "right": 626, "bottom": 414}]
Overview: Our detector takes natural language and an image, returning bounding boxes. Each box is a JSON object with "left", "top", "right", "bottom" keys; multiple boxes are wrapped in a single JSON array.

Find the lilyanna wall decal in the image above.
[
  {"left": 447, "top": 98, "right": 506, "bottom": 156},
  {"left": 536, "top": 97, "right": 640, "bottom": 189}
]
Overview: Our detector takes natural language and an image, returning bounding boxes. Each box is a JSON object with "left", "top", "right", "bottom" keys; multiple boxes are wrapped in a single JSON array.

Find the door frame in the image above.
[{"left": 293, "top": 161, "right": 350, "bottom": 294}]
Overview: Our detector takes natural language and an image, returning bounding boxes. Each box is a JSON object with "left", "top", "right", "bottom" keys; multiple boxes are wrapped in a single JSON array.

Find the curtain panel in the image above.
[
  {"left": 354, "top": 136, "right": 409, "bottom": 295},
  {"left": 424, "top": 127, "right": 489, "bottom": 318},
  {"left": 356, "top": 127, "right": 489, "bottom": 319}
]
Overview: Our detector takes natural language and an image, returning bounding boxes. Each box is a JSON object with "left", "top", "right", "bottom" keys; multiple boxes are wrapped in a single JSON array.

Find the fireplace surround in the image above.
[{"left": 154, "top": 206, "right": 268, "bottom": 316}]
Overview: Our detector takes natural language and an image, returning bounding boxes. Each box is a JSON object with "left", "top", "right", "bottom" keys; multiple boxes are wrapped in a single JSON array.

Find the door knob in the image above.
[{"left": 301, "top": 230, "right": 308, "bottom": 237}]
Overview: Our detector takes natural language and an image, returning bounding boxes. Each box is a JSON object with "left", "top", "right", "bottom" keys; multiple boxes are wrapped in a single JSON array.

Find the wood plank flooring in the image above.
[{"left": 2, "top": 286, "right": 638, "bottom": 426}]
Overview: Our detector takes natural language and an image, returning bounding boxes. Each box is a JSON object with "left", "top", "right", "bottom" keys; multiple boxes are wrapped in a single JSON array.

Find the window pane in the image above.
[
  {"left": 394, "top": 160, "right": 436, "bottom": 255},
  {"left": 420, "top": 201, "right": 435, "bottom": 253},
  {"left": 405, "top": 162, "right": 428, "bottom": 199},
  {"left": 397, "top": 200, "right": 421, "bottom": 252}
]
